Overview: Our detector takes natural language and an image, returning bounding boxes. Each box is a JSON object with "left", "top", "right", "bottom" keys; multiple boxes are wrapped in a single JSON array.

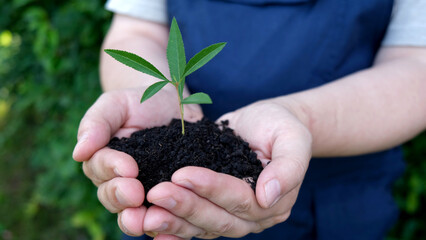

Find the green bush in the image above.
[
  {"left": 387, "top": 133, "right": 426, "bottom": 240},
  {"left": 0, "top": 0, "right": 118, "bottom": 239},
  {"left": 0, "top": 1, "right": 424, "bottom": 239}
]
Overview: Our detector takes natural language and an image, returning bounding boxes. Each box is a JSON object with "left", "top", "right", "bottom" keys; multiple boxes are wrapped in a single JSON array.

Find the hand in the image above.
[
  {"left": 142, "top": 100, "right": 312, "bottom": 239},
  {"left": 72, "top": 88, "right": 203, "bottom": 237}
]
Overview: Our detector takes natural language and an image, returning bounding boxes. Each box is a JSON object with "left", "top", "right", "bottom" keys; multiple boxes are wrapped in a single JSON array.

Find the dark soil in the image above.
[{"left": 108, "top": 118, "right": 263, "bottom": 207}]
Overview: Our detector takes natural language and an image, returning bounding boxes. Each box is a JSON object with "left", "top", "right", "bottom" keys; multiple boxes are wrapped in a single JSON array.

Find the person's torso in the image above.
[{"left": 168, "top": 0, "right": 394, "bottom": 119}]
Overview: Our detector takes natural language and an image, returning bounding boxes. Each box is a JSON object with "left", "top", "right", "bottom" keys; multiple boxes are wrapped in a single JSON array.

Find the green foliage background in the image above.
[
  {"left": 0, "top": 0, "right": 424, "bottom": 239},
  {"left": 0, "top": 0, "right": 118, "bottom": 239}
]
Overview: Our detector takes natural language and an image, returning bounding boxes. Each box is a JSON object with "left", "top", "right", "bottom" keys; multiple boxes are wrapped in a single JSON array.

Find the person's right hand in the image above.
[{"left": 72, "top": 87, "right": 203, "bottom": 237}]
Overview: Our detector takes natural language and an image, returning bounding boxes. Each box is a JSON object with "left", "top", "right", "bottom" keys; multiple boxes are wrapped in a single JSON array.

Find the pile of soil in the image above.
[{"left": 108, "top": 118, "right": 263, "bottom": 206}]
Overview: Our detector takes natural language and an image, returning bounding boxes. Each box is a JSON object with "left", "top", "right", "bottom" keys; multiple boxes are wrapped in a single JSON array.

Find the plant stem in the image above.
[
  {"left": 180, "top": 102, "right": 185, "bottom": 135},
  {"left": 174, "top": 83, "right": 185, "bottom": 135}
]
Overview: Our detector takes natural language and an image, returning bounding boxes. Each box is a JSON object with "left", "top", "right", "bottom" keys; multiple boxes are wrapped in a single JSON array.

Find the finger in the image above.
[
  {"left": 172, "top": 167, "right": 294, "bottom": 223},
  {"left": 144, "top": 205, "right": 206, "bottom": 239},
  {"left": 256, "top": 128, "right": 312, "bottom": 209},
  {"left": 82, "top": 148, "right": 138, "bottom": 186},
  {"left": 118, "top": 206, "right": 147, "bottom": 237},
  {"left": 97, "top": 177, "right": 144, "bottom": 213},
  {"left": 172, "top": 167, "right": 275, "bottom": 221},
  {"left": 172, "top": 167, "right": 297, "bottom": 232},
  {"left": 73, "top": 92, "right": 128, "bottom": 162},
  {"left": 147, "top": 182, "right": 259, "bottom": 237}
]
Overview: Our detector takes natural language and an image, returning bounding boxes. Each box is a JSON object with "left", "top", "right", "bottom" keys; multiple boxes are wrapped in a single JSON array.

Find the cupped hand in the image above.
[
  {"left": 72, "top": 88, "right": 203, "bottom": 237},
  {"left": 143, "top": 100, "right": 312, "bottom": 239}
]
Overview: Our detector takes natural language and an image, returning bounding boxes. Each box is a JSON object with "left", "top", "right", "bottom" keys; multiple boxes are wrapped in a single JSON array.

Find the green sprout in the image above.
[{"left": 104, "top": 18, "right": 226, "bottom": 135}]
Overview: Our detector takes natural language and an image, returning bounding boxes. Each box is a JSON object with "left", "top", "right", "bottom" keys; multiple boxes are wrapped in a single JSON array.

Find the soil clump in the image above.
[{"left": 108, "top": 118, "right": 263, "bottom": 206}]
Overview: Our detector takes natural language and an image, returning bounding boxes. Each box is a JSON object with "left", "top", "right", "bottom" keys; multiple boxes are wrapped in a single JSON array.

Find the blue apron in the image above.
[{"left": 124, "top": 0, "right": 405, "bottom": 239}]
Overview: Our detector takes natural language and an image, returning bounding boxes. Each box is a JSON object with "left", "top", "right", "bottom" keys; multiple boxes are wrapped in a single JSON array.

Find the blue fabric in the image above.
[
  {"left": 123, "top": 0, "right": 405, "bottom": 239},
  {"left": 124, "top": 164, "right": 401, "bottom": 239},
  {"left": 168, "top": 0, "right": 394, "bottom": 120}
]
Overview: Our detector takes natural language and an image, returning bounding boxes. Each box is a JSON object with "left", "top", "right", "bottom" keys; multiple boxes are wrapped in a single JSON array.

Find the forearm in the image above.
[
  {"left": 274, "top": 47, "right": 426, "bottom": 157},
  {"left": 100, "top": 14, "right": 172, "bottom": 92}
]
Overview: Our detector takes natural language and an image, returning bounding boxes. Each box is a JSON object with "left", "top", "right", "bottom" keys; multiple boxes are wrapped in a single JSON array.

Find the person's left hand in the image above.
[{"left": 142, "top": 100, "right": 312, "bottom": 239}]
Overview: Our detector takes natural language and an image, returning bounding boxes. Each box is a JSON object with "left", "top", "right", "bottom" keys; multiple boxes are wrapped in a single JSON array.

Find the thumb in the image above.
[
  {"left": 255, "top": 130, "right": 312, "bottom": 209},
  {"left": 73, "top": 93, "right": 127, "bottom": 162}
]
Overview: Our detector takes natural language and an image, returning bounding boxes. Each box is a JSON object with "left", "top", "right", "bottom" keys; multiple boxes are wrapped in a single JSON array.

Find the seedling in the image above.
[{"left": 105, "top": 18, "right": 226, "bottom": 135}]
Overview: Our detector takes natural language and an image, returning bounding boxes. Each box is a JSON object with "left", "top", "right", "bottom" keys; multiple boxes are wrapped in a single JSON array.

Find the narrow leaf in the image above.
[
  {"left": 183, "top": 42, "right": 227, "bottom": 77},
  {"left": 105, "top": 49, "right": 168, "bottom": 81},
  {"left": 140, "top": 81, "right": 170, "bottom": 103},
  {"left": 167, "top": 18, "right": 186, "bottom": 83},
  {"left": 182, "top": 92, "right": 212, "bottom": 104}
]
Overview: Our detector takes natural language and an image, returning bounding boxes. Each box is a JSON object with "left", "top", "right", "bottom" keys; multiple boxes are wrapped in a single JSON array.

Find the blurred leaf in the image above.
[
  {"left": 12, "top": 0, "right": 34, "bottom": 8},
  {"left": 72, "top": 211, "right": 105, "bottom": 240},
  {"left": 0, "top": 30, "right": 13, "bottom": 46},
  {"left": 0, "top": 100, "right": 10, "bottom": 125}
]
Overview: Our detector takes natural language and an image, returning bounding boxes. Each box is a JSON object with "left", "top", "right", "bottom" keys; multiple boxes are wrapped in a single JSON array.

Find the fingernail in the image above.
[
  {"left": 119, "top": 214, "right": 132, "bottom": 236},
  {"left": 73, "top": 133, "right": 89, "bottom": 157},
  {"left": 153, "top": 198, "right": 177, "bottom": 210},
  {"left": 264, "top": 179, "right": 281, "bottom": 208},
  {"left": 115, "top": 189, "right": 128, "bottom": 206},
  {"left": 113, "top": 168, "right": 122, "bottom": 177},
  {"left": 77, "top": 133, "right": 89, "bottom": 145},
  {"left": 260, "top": 159, "right": 271, "bottom": 168},
  {"left": 151, "top": 222, "right": 168, "bottom": 232},
  {"left": 175, "top": 180, "right": 194, "bottom": 190}
]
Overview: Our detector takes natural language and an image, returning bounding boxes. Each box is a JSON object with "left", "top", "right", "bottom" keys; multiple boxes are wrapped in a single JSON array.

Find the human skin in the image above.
[{"left": 73, "top": 14, "right": 426, "bottom": 239}]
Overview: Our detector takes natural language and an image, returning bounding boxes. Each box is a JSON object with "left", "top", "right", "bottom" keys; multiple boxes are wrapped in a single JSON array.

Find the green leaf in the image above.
[
  {"left": 167, "top": 17, "right": 186, "bottom": 83},
  {"left": 140, "top": 81, "right": 170, "bottom": 103},
  {"left": 104, "top": 49, "right": 168, "bottom": 81},
  {"left": 182, "top": 92, "right": 212, "bottom": 104},
  {"left": 183, "top": 42, "right": 227, "bottom": 77}
]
